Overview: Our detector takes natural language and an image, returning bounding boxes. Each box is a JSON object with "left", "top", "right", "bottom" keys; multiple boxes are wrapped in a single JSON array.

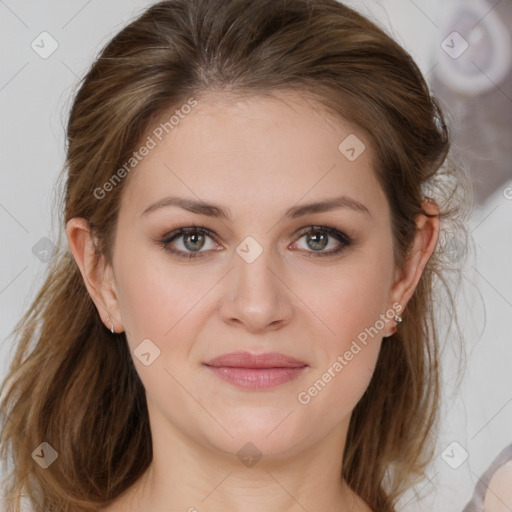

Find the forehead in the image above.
[{"left": 119, "top": 90, "right": 384, "bottom": 220}]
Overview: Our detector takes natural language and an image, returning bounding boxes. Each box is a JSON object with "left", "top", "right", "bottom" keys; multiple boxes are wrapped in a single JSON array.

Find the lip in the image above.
[
  {"left": 204, "top": 351, "right": 308, "bottom": 368},
  {"left": 203, "top": 351, "right": 309, "bottom": 390}
]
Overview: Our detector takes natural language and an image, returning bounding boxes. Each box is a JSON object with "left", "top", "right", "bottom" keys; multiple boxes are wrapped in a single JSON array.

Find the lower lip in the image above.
[{"left": 204, "top": 365, "right": 307, "bottom": 390}]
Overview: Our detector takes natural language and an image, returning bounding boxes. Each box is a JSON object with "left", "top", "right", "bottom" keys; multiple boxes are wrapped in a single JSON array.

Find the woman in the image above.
[{"left": 0, "top": 0, "right": 469, "bottom": 510}]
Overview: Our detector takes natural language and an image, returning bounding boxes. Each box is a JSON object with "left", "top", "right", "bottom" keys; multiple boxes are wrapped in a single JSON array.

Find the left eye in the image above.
[
  {"left": 159, "top": 225, "right": 352, "bottom": 260},
  {"left": 291, "top": 226, "right": 352, "bottom": 256}
]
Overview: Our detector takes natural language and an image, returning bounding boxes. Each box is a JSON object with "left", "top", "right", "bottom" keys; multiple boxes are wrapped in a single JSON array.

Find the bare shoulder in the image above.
[{"left": 484, "top": 461, "right": 512, "bottom": 511}]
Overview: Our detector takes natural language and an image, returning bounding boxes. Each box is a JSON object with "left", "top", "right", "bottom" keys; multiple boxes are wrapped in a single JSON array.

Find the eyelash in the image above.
[{"left": 159, "top": 225, "right": 352, "bottom": 260}]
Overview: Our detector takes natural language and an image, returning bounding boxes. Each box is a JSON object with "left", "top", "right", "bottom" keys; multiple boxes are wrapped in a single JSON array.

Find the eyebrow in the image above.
[{"left": 140, "top": 195, "right": 372, "bottom": 220}]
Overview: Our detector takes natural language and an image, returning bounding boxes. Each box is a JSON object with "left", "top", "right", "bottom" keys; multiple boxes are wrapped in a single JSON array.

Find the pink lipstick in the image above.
[{"left": 203, "top": 351, "right": 308, "bottom": 390}]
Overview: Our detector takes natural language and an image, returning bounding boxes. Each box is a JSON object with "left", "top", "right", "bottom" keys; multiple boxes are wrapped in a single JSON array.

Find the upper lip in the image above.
[{"left": 204, "top": 351, "right": 308, "bottom": 369}]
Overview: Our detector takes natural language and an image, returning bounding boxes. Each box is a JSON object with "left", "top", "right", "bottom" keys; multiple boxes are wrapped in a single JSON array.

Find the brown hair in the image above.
[{"left": 0, "top": 0, "right": 470, "bottom": 510}]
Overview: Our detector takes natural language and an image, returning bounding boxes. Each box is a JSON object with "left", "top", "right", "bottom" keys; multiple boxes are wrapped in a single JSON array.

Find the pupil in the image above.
[
  {"left": 308, "top": 232, "right": 328, "bottom": 251},
  {"left": 184, "top": 233, "right": 204, "bottom": 251}
]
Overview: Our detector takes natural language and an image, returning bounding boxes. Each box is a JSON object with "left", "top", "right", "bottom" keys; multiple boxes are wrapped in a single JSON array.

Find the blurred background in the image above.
[{"left": 0, "top": 1, "right": 511, "bottom": 510}]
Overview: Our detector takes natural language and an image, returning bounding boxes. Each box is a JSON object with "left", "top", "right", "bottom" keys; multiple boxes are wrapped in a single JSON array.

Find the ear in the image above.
[
  {"left": 386, "top": 199, "right": 440, "bottom": 333},
  {"left": 66, "top": 217, "right": 123, "bottom": 333}
]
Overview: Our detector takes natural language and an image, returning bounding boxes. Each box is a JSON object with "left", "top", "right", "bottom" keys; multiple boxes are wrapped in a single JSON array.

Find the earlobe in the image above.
[
  {"left": 65, "top": 217, "right": 123, "bottom": 334},
  {"left": 388, "top": 200, "right": 440, "bottom": 321}
]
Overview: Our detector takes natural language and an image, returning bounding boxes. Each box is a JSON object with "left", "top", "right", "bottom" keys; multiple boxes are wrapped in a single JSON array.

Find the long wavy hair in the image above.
[{"left": 0, "top": 0, "right": 470, "bottom": 510}]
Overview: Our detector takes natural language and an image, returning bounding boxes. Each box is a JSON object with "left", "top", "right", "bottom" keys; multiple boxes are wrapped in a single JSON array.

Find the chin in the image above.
[{"left": 200, "top": 410, "right": 312, "bottom": 458}]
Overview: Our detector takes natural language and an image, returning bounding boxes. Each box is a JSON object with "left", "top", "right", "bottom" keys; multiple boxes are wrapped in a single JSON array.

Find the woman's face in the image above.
[{"left": 109, "top": 91, "right": 400, "bottom": 459}]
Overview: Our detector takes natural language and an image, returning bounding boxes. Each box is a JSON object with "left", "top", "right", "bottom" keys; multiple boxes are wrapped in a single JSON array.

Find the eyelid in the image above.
[{"left": 292, "top": 225, "right": 351, "bottom": 244}]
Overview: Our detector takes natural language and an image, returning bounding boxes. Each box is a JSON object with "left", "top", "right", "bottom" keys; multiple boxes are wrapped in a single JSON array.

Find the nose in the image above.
[{"left": 218, "top": 243, "right": 293, "bottom": 333}]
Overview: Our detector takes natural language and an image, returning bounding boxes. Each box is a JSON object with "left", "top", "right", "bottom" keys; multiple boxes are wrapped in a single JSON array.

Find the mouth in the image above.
[{"left": 203, "top": 351, "right": 309, "bottom": 390}]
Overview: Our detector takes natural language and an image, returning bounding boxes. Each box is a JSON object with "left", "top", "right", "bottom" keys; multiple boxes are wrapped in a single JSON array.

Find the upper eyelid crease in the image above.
[{"left": 141, "top": 195, "right": 372, "bottom": 221}]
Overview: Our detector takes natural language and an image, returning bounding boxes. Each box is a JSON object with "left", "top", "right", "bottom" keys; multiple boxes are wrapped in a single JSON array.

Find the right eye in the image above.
[{"left": 159, "top": 226, "right": 221, "bottom": 260}]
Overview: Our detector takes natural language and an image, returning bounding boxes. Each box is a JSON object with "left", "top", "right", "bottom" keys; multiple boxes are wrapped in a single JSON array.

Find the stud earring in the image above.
[
  {"left": 394, "top": 314, "right": 403, "bottom": 325},
  {"left": 106, "top": 315, "right": 114, "bottom": 334}
]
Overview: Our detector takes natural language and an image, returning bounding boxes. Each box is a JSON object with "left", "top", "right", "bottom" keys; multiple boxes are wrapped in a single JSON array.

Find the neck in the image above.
[{"left": 106, "top": 405, "right": 371, "bottom": 512}]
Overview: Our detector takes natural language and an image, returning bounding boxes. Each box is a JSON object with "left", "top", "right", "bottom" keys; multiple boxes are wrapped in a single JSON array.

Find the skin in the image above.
[
  {"left": 67, "top": 90, "right": 439, "bottom": 512},
  {"left": 483, "top": 461, "right": 512, "bottom": 511}
]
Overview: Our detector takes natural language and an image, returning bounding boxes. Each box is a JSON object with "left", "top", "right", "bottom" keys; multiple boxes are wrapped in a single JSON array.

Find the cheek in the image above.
[
  {"left": 298, "top": 298, "right": 383, "bottom": 424},
  {"left": 113, "top": 250, "right": 209, "bottom": 399},
  {"left": 300, "top": 246, "right": 394, "bottom": 344},
  {"left": 114, "top": 246, "right": 197, "bottom": 344},
  {"left": 295, "top": 247, "right": 392, "bottom": 413},
  {"left": 301, "top": 346, "right": 381, "bottom": 430}
]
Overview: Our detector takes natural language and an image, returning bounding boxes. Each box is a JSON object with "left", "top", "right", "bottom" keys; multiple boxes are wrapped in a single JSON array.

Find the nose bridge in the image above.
[
  {"left": 220, "top": 236, "right": 292, "bottom": 331},
  {"left": 235, "top": 241, "right": 276, "bottom": 294}
]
